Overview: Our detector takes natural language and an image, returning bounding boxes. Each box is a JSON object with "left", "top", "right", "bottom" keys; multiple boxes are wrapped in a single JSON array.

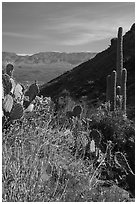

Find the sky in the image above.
[{"left": 2, "top": 2, "right": 135, "bottom": 54}]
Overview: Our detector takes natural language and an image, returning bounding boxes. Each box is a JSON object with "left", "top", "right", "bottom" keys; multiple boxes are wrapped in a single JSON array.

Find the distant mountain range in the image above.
[
  {"left": 2, "top": 52, "right": 97, "bottom": 65},
  {"left": 2, "top": 52, "right": 97, "bottom": 83},
  {"left": 39, "top": 23, "right": 135, "bottom": 117}
]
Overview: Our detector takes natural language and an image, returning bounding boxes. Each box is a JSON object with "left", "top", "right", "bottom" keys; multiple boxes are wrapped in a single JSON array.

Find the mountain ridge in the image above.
[
  {"left": 2, "top": 51, "right": 97, "bottom": 83},
  {"left": 39, "top": 24, "right": 135, "bottom": 111},
  {"left": 2, "top": 51, "right": 97, "bottom": 66}
]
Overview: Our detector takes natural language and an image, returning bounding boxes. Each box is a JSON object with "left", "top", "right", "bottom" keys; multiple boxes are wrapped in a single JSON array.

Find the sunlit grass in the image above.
[{"left": 2, "top": 96, "right": 134, "bottom": 202}]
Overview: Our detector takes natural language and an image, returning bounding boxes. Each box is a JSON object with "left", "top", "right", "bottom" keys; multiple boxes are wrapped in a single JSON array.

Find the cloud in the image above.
[
  {"left": 3, "top": 31, "right": 42, "bottom": 39},
  {"left": 3, "top": 2, "right": 134, "bottom": 52},
  {"left": 62, "top": 34, "right": 93, "bottom": 46},
  {"left": 41, "top": 11, "right": 134, "bottom": 47},
  {"left": 43, "top": 13, "right": 132, "bottom": 38},
  {"left": 42, "top": 19, "right": 116, "bottom": 46},
  {"left": 61, "top": 32, "right": 111, "bottom": 46}
]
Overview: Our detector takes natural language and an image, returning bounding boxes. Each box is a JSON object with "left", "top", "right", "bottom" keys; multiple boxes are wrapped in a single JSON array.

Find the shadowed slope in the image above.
[{"left": 39, "top": 24, "right": 135, "bottom": 108}]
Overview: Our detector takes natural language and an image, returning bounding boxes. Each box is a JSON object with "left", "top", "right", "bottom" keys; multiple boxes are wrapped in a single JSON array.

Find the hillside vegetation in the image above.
[
  {"left": 2, "top": 24, "right": 135, "bottom": 202},
  {"left": 2, "top": 96, "right": 135, "bottom": 202},
  {"left": 39, "top": 24, "right": 135, "bottom": 115}
]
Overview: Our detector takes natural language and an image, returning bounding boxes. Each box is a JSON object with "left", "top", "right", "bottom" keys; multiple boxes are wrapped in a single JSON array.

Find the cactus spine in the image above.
[
  {"left": 110, "top": 70, "right": 117, "bottom": 111},
  {"left": 116, "top": 27, "right": 123, "bottom": 86},
  {"left": 121, "top": 68, "right": 127, "bottom": 114}
]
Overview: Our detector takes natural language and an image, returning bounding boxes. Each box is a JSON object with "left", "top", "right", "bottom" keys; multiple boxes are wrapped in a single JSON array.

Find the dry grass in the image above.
[{"left": 2, "top": 96, "right": 134, "bottom": 202}]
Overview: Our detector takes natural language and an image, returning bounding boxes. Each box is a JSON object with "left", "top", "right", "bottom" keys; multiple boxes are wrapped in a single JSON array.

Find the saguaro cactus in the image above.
[
  {"left": 116, "top": 85, "right": 122, "bottom": 109},
  {"left": 110, "top": 70, "right": 117, "bottom": 111},
  {"left": 106, "top": 27, "right": 127, "bottom": 115},
  {"left": 106, "top": 69, "right": 127, "bottom": 113},
  {"left": 106, "top": 75, "right": 111, "bottom": 102},
  {"left": 116, "top": 27, "right": 123, "bottom": 86},
  {"left": 121, "top": 68, "right": 127, "bottom": 114},
  {"left": 116, "top": 86, "right": 121, "bottom": 96}
]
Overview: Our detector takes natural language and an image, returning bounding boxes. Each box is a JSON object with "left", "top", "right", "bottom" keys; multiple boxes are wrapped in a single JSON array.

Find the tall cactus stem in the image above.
[
  {"left": 116, "top": 27, "right": 123, "bottom": 86},
  {"left": 106, "top": 75, "right": 111, "bottom": 102},
  {"left": 116, "top": 86, "right": 122, "bottom": 109},
  {"left": 116, "top": 86, "right": 121, "bottom": 96},
  {"left": 121, "top": 68, "right": 127, "bottom": 114},
  {"left": 110, "top": 70, "right": 117, "bottom": 111}
]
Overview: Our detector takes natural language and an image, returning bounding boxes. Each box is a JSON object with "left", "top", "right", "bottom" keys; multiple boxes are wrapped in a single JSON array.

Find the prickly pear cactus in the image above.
[
  {"left": 9, "top": 103, "right": 24, "bottom": 120},
  {"left": 72, "top": 105, "right": 82, "bottom": 119},
  {"left": 24, "top": 81, "right": 39, "bottom": 106},
  {"left": 89, "top": 129, "right": 102, "bottom": 147}
]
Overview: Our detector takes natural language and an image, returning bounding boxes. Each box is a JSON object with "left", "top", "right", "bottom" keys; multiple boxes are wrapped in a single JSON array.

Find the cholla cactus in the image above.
[
  {"left": 110, "top": 70, "right": 117, "bottom": 111},
  {"left": 121, "top": 68, "right": 127, "bottom": 114},
  {"left": 116, "top": 27, "right": 123, "bottom": 86}
]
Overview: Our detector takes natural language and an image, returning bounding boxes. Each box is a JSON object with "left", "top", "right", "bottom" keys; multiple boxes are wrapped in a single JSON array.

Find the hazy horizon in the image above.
[
  {"left": 2, "top": 2, "right": 135, "bottom": 55},
  {"left": 2, "top": 51, "right": 97, "bottom": 56}
]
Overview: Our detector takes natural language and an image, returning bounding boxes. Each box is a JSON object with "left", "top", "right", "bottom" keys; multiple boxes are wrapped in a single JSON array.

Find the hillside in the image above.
[
  {"left": 39, "top": 24, "right": 135, "bottom": 109},
  {"left": 2, "top": 25, "right": 135, "bottom": 202},
  {"left": 2, "top": 52, "right": 96, "bottom": 83}
]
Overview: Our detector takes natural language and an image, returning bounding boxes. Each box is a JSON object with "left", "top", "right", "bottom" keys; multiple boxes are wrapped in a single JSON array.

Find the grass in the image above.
[{"left": 2, "top": 96, "right": 135, "bottom": 202}]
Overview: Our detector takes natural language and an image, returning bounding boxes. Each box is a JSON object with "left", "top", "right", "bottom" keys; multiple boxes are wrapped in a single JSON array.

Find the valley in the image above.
[{"left": 2, "top": 52, "right": 97, "bottom": 83}]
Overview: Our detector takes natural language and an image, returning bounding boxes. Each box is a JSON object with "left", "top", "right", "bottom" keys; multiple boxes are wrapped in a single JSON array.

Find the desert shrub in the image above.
[
  {"left": 2, "top": 97, "right": 135, "bottom": 201},
  {"left": 84, "top": 105, "right": 135, "bottom": 181},
  {"left": 86, "top": 106, "right": 134, "bottom": 150}
]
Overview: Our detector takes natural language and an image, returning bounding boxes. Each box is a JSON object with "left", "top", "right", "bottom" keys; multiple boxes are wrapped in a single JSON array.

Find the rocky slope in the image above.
[{"left": 39, "top": 24, "right": 135, "bottom": 113}]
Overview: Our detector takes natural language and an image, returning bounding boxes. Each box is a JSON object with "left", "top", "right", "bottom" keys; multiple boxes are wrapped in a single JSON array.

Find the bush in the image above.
[{"left": 2, "top": 97, "right": 135, "bottom": 201}]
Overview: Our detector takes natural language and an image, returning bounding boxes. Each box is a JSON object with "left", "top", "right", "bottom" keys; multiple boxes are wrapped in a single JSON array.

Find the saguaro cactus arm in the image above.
[
  {"left": 121, "top": 68, "right": 127, "bottom": 114},
  {"left": 110, "top": 70, "right": 117, "bottom": 111},
  {"left": 106, "top": 75, "right": 111, "bottom": 102}
]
